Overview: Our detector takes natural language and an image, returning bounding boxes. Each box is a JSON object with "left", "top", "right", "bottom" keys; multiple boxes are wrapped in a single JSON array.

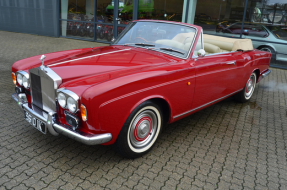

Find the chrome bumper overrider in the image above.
[{"left": 12, "top": 93, "right": 112, "bottom": 145}]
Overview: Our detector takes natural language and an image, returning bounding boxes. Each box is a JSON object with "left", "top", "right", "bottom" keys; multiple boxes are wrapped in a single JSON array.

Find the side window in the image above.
[
  {"left": 243, "top": 24, "right": 269, "bottom": 38},
  {"left": 194, "top": 32, "right": 203, "bottom": 56}
]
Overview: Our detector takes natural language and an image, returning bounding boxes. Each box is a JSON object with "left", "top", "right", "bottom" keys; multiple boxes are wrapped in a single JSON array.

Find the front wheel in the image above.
[
  {"left": 235, "top": 72, "right": 257, "bottom": 103},
  {"left": 115, "top": 101, "right": 163, "bottom": 158}
]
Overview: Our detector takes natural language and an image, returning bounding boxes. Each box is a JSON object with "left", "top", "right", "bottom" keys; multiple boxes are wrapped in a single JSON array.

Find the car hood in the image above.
[
  {"left": 13, "top": 45, "right": 176, "bottom": 86},
  {"left": 48, "top": 46, "right": 174, "bottom": 84}
]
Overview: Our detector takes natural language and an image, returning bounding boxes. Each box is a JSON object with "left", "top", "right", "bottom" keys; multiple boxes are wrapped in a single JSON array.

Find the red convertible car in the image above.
[{"left": 11, "top": 20, "right": 271, "bottom": 158}]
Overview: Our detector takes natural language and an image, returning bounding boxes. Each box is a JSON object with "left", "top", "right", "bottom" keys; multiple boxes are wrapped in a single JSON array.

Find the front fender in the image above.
[{"left": 81, "top": 63, "right": 195, "bottom": 145}]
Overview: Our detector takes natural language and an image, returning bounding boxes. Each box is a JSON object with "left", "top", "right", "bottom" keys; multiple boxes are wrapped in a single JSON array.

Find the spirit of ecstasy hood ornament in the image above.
[{"left": 39, "top": 55, "right": 46, "bottom": 70}]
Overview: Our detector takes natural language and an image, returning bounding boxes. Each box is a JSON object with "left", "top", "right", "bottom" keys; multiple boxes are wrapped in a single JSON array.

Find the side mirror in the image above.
[{"left": 197, "top": 49, "right": 206, "bottom": 57}]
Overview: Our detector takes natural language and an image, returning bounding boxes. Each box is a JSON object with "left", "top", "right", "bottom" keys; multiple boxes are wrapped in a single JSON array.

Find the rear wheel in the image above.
[
  {"left": 235, "top": 72, "right": 257, "bottom": 103},
  {"left": 115, "top": 101, "right": 163, "bottom": 158}
]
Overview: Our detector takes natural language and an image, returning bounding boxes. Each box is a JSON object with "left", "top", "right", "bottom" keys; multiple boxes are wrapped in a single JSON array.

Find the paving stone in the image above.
[
  {"left": 0, "top": 175, "right": 11, "bottom": 186},
  {"left": 0, "top": 30, "right": 287, "bottom": 190}
]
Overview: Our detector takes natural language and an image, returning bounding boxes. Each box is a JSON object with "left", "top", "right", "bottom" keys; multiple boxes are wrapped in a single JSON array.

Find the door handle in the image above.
[{"left": 226, "top": 61, "right": 236, "bottom": 65}]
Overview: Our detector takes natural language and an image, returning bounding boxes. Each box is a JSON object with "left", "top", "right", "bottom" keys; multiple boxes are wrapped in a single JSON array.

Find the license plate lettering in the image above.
[
  {"left": 25, "top": 112, "right": 32, "bottom": 123},
  {"left": 24, "top": 111, "right": 46, "bottom": 134},
  {"left": 32, "top": 117, "right": 37, "bottom": 127}
]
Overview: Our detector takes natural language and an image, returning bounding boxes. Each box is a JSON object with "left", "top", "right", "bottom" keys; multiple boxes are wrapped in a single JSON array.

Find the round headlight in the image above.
[
  {"left": 23, "top": 76, "right": 29, "bottom": 89},
  {"left": 67, "top": 97, "right": 77, "bottom": 113},
  {"left": 17, "top": 74, "right": 23, "bottom": 85},
  {"left": 58, "top": 93, "right": 66, "bottom": 108}
]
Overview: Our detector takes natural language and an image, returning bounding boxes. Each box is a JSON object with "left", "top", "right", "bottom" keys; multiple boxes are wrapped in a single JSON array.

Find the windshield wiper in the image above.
[
  {"left": 159, "top": 47, "right": 185, "bottom": 55},
  {"left": 124, "top": 43, "right": 155, "bottom": 47},
  {"left": 134, "top": 43, "right": 155, "bottom": 47}
]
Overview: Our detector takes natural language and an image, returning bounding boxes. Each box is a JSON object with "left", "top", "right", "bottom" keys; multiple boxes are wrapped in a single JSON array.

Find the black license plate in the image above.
[{"left": 24, "top": 111, "right": 46, "bottom": 134}]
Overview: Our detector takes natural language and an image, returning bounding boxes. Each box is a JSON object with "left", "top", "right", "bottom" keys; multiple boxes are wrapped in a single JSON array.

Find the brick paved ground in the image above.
[{"left": 0, "top": 30, "right": 287, "bottom": 190}]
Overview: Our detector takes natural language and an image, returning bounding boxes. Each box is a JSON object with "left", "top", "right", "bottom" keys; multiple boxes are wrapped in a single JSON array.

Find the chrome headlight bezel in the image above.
[
  {"left": 57, "top": 92, "right": 67, "bottom": 108},
  {"left": 22, "top": 75, "right": 30, "bottom": 88},
  {"left": 16, "top": 71, "right": 30, "bottom": 89},
  {"left": 17, "top": 73, "right": 23, "bottom": 86},
  {"left": 67, "top": 97, "right": 77, "bottom": 113},
  {"left": 57, "top": 89, "right": 79, "bottom": 113}
]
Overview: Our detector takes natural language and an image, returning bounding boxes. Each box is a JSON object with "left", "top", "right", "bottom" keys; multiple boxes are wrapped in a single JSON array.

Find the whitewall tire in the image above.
[
  {"left": 115, "top": 101, "right": 163, "bottom": 158},
  {"left": 235, "top": 72, "right": 257, "bottom": 103}
]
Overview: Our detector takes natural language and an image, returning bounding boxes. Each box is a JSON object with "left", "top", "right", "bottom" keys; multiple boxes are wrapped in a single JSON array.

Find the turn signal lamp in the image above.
[
  {"left": 80, "top": 104, "right": 88, "bottom": 121},
  {"left": 12, "top": 72, "right": 16, "bottom": 85}
]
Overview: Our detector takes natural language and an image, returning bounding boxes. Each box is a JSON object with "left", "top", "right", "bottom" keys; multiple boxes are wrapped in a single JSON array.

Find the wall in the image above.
[{"left": 0, "top": 0, "right": 58, "bottom": 37}]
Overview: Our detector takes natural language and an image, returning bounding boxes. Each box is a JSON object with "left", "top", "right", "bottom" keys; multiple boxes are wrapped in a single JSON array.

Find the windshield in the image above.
[{"left": 113, "top": 21, "right": 197, "bottom": 58}]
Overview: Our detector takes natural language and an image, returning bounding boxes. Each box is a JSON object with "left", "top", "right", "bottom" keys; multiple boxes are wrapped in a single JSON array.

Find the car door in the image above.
[{"left": 191, "top": 52, "right": 243, "bottom": 109}]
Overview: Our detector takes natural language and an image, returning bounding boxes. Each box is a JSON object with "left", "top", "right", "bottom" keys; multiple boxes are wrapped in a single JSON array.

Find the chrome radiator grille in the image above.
[
  {"left": 29, "top": 67, "right": 62, "bottom": 113},
  {"left": 30, "top": 73, "right": 43, "bottom": 109}
]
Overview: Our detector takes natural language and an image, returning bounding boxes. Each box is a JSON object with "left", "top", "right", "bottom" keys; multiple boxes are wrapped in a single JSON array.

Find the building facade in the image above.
[{"left": 0, "top": 0, "right": 286, "bottom": 68}]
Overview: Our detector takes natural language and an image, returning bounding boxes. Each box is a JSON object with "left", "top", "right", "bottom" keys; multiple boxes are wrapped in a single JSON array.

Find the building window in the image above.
[
  {"left": 138, "top": 0, "right": 184, "bottom": 22},
  {"left": 60, "top": 0, "right": 134, "bottom": 42},
  {"left": 60, "top": 0, "right": 95, "bottom": 40}
]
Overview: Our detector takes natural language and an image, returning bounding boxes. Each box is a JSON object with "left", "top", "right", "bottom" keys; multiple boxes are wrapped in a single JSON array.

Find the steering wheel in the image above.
[
  {"left": 183, "top": 37, "right": 191, "bottom": 44},
  {"left": 134, "top": 37, "right": 148, "bottom": 42}
]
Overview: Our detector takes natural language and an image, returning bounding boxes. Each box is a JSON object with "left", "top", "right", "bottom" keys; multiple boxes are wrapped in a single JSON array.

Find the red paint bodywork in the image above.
[{"left": 12, "top": 21, "right": 271, "bottom": 145}]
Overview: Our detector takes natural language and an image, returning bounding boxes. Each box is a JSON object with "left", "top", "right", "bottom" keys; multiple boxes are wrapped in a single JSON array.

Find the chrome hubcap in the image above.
[
  {"left": 129, "top": 110, "right": 158, "bottom": 149},
  {"left": 245, "top": 75, "right": 255, "bottom": 98},
  {"left": 247, "top": 80, "right": 253, "bottom": 92},
  {"left": 137, "top": 122, "right": 150, "bottom": 139}
]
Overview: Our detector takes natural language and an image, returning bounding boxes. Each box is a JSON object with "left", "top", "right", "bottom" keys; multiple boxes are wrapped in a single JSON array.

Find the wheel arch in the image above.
[
  {"left": 130, "top": 96, "right": 172, "bottom": 126},
  {"left": 253, "top": 68, "right": 260, "bottom": 83}
]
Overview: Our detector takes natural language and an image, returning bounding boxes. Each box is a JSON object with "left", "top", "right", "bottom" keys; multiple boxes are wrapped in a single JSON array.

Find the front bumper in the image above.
[{"left": 12, "top": 93, "right": 112, "bottom": 145}]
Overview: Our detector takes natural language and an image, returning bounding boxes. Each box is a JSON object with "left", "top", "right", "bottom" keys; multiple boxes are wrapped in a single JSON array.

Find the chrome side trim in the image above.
[
  {"left": 100, "top": 75, "right": 196, "bottom": 107},
  {"left": 12, "top": 93, "right": 112, "bottom": 145},
  {"left": 262, "top": 69, "right": 271, "bottom": 78},
  {"left": 173, "top": 89, "right": 243, "bottom": 119},
  {"left": 205, "top": 51, "right": 236, "bottom": 57}
]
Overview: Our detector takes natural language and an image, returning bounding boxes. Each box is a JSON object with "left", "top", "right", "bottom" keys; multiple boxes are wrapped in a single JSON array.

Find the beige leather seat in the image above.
[
  {"left": 155, "top": 32, "right": 195, "bottom": 52},
  {"left": 203, "top": 34, "right": 253, "bottom": 54},
  {"left": 155, "top": 33, "right": 254, "bottom": 55}
]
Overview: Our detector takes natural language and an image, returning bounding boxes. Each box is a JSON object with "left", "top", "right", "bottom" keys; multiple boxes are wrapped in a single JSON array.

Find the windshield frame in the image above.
[{"left": 111, "top": 20, "right": 199, "bottom": 60}]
